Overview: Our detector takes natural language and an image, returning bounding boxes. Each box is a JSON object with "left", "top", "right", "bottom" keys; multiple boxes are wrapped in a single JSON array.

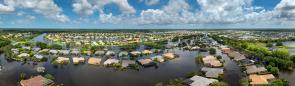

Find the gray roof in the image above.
[
  {"left": 189, "top": 75, "right": 218, "bottom": 86},
  {"left": 246, "top": 65, "right": 267, "bottom": 74},
  {"left": 201, "top": 67, "right": 224, "bottom": 78}
]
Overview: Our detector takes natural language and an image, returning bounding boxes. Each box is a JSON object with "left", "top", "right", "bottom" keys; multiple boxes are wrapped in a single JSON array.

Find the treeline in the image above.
[{"left": 210, "top": 35, "right": 295, "bottom": 72}]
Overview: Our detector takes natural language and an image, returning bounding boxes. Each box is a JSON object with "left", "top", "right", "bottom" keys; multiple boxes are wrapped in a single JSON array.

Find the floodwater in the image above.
[
  {"left": 280, "top": 41, "right": 295, "bottom": 85},
  {"left": 0, "top": 33, "right": 242, "bottom": 86}
]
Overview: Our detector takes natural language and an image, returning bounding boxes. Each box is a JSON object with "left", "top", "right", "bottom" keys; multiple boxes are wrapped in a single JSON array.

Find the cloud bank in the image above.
[{"left": 0, "top": 0, "right": 295, "bottom": 28}]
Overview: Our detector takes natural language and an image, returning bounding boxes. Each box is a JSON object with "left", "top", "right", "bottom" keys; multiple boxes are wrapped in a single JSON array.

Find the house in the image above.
[
  {"left": 49, "top": 50, "right": 58, "bottom": 55},
  {"left": 32, "top": 47, "right": 41, "bottom": 52},
  {"left": 137, "top": 59, "right": 154, "bottom": 66},
  {"left": 105, "top": 51, "right": 115, "bottom": 56},
  {"left": 191, "top": 46, "right": 200, "bottom": 50},
  {"left": 185, "top": 75, "right": 218, "bottom": 86},
  {"left": 151, "top": 55, "right": 164, "bottom": 62},
  {"left": 20, "top": 75, "right": 53, "bottom": 86},
  {"left": 71, "top": 49, "right": 80, "bottom": 55},
  {"left": 119, "top": 51, "right": 129, "bottom": 57},
  {"left": 130, "top": 51, "right": 141, "bottom": 56},
  {"left": 249, "top": 74, "right": 276, "bottom": 85},
  {"left": 59, "top": 50, "right": 70, "bottom": 55},
  {"left": 94, "top": 50, "right": 105, "bottom": 56},
  {"left": 39, "top": 49, "right": 49, "bottom": 53},
  {"left": 83, "top": 51, "right": 92, "bottom": 56},
  {"left": 72, "top": 57, "right": 85, "bottom": 64},
  {"left": 34, "top": 54, "right": 43, "bottom": 59},
  {"left": 142, "top": 50, "right": 153, "bottom": 55},
  {"left": 222, "top": 48, "right": 230, "bottom": 54},
  {"left": 88, "top": 57, "right": 101, "bottom": 65},
  {"left": 228, "top": 51, "right": 246, "bottom": 61},
  {"left": 103, "top": 58, "right": 119, "bottom": 65},
  {"left": 201, "top": 67, "right": 224, "bottom": 78},
  {"left": 18, "top": 53, "right": 30, "bottom": 58},
  {"left": 240, "top": 59, "right": 255, "bottom": 66},
  {"left": 202, "top": 55, "right": 222, "bottom": 67},
  {"left": 122, "top": 60, "right": 136, "bottom": 68},
  {"left": 22, "top": 46, "right": 31, "bottom": 50},
  {"left": 246, "top": 65, "right": 267, "bottom": 74},
  {"left": 55, "top": 57, "right": 70, "bottom": 64},
  {"left": 11, "top": 48, "right": 19, "bottom": 54},
  {"left": 162, "top": 53, "right": 176, "bottom": 59}
]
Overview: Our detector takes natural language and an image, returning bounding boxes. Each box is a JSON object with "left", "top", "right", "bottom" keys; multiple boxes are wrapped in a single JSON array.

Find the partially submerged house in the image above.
[
  {"left": 151, "top": 55, "right": 164, "bottom": 62},
  {"left": 103, "top": 58, "right": 119, "bottom": 65},
  {"left": 72, "top": 57, "right": 85, "bottom": 64},
  {"left": 122, "top": 60, "right": 136, "bottom": 68},
  {"left": 105, "top": 51, "right": 115, "bottom": 56},
  {"left": 246, "top": 65, "right": 267, "bottom": 74},
  {"left": 228, "top": 51, "right": 246, "bottom": 61},
  {"left": 202, "top": 55, "right": 222, "bottom": 67},
  {"left": 55, "top": 57, "right": 70, "bottom": 64},
  {"left": 137, "top": 58, "right": 154, "bottom": 66},
  {"left": 118, "top": 51, "right": 129, "bottom": 57},
  {"left": 221, "top": 48, "right": 230, "bottom": 54},
  {"left": 185, "top": 75, "right": 218, "bottom": 86},
  {"left": 94, "top": 50, "right": 105, "bottom": 56},
  {"left": 162, "top": 53, "right": 176, "bottom": 59},
  {"left": 249, "top": 74, "right": 276, "bottom": 85},
  {"left": 18, "top": 53, "right": 30, "bottom": 58},
  {"left": 59, "top": 50, "right": 70, "bottom": 55},
  {"left": 201, "top": 67, "right": 224, "bottom": 78},
  {"left": 142, "top": 50, "right": 153, "bottom": 55},
  {"left": 34, "top": 54, "right": 43, "bottom": 59},
  {"left": 130, "top": 51, "right": 141, "bottom": 56},
  {"left": 20, "top": 75, "right": 53, "bottom": 86},
  {"left": 49, "top": 50, "right": 58, "bottom": 55},
  {"left": 88, "top": 57, "right": 101, "bottom": 65}
]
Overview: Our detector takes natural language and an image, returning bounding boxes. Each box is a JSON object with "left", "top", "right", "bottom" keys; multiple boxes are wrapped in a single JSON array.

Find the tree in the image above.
[
  {"left": 36, "top": 42, "right": 48, "bottom": 49},
  {"left": 155, "top": 82, "right": 164, "bottom": 86},
  {"left": 44, "top": 74, "right": 55, "bottom": 80},
  {"left": 167, "top": 78, "right": 185, "bottom": 86},
  {"left": 209, "top": 82, "right": 228, "bottom": 86},
  {"left": 209, "top": 48, "right": 216, "bottom": 55},
  {"left": 266, "top": 65, "right": 279, "bottom": 75},
  {"left": 272, "top": 48, "right": 289, "bottom": 59},
  {"left": 186, "top": 71, "right": 197, "bottom": 78},
  {"left": 20, "top": 73, "right": 26, "bottom": 80},
  {"left": 216, "top": 55, "right": 222, "bottom": 59},
  {"left": 266, "top": 43, "right": 273, "bottom": 47},
  {"left": 49, "top": 44, "right": 63, "bottom": 49},
  {"left": 270, "top": 79, "right": 289, "bottom": 86}
]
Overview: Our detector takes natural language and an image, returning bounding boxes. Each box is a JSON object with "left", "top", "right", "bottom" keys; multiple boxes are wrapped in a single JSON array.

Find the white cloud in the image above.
[
  {"left": 73, "top": 0, "right": 136, "bottom": 16},
  {"left": 0, "top": 4, "right": 15, "bottom": 13},
  {"left": 0, "top": 0, "right": 69, "bottom": 23},
  {"left": 274, "top": 0, "right": 295, "bottom": 20},
  {"left": 73, "top": 0, "right": 94, "bottom": 15},
  {"left": 141, "top": 0, "right": 160, "bottom": 6}
]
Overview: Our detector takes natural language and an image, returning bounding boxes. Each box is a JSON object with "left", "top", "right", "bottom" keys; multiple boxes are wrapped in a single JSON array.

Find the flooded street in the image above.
[{"left": 0, "top": 33, "right": 242, "bottom": 86}]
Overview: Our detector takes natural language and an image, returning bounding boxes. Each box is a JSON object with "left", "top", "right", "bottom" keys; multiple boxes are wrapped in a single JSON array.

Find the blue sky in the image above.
[{"left": 0, "top": 0, "right": 294, "bottom": 29}]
